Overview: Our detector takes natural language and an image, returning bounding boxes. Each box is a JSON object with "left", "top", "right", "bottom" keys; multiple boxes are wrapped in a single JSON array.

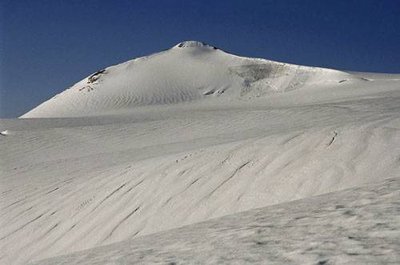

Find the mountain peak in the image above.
[{"left": 173, "top": 40, "right": 217, "bottom": 49}]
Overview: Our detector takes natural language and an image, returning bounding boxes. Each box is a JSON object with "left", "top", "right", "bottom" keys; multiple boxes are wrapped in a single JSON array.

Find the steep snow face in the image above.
[{"left": 21, "top": 41, "right": 350, "bottom": 118}]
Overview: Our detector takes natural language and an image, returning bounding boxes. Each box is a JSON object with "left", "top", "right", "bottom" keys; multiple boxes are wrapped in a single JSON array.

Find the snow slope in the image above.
[
  {"left": 21, "top": 41, "right": 352, "bottom": 118},
  {"left": 32, "top": 177, "right": 400, "bottom": 265},
  {"left": 1, "top": 41, "right": 400, "bottom": 264}
]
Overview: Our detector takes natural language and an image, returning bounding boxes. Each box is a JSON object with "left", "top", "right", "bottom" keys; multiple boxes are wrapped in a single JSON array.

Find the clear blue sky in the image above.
[{"left": 1, "top": 0, "right": 399, "bottom": 118}]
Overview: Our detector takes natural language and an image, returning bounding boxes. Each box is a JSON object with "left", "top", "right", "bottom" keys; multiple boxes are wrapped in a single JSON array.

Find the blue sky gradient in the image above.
[{"left": 1, "top": 0, "right": 399, "bottom": 117}]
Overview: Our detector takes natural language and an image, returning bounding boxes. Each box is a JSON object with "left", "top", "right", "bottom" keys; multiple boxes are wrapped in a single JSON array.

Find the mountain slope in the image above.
[
  {"left": 2, "top": 89, "right": 400, "bottom": 264},
  {"left": 1, "top": 41, "right": 399, "bottom": 264},
  {"left": 21, "top": 41, "right": 351, "bottom": 118},
  {"left": 32, "top": 177, "right": 400, "bottom": 265}
]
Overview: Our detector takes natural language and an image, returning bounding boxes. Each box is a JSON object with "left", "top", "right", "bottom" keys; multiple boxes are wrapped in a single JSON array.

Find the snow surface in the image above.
[
  {"left": 31, "top": 177, "right": 400, "bottom": 265},
  {"left": 1, "top": 41, "right": 400, "bottom": 264},
  {"left": 21, "top": 41, "right": 353, "bottom": 118}
]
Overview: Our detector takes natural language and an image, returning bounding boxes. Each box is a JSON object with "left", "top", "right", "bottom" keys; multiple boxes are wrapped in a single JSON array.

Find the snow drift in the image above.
[{"left": 32, "top": 177, "right": 400, "bottom": 265}]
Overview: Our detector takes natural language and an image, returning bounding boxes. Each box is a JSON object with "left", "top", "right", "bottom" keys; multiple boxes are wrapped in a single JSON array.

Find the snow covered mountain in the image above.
[
  {"left": 1, "top": 41, "right": 400, "bottom": 264},
  {"left": 22, "top": 41, "right": 351, "bottom": 118}
]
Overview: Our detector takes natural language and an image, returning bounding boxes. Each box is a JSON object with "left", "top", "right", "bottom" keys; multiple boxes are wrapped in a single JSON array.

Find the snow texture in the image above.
[
  {"left": 31, "top": 177, "right": 400, "bottom": 265},
  {"left": 1, "top": 41, "right": 399, "bottom": 264}
]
